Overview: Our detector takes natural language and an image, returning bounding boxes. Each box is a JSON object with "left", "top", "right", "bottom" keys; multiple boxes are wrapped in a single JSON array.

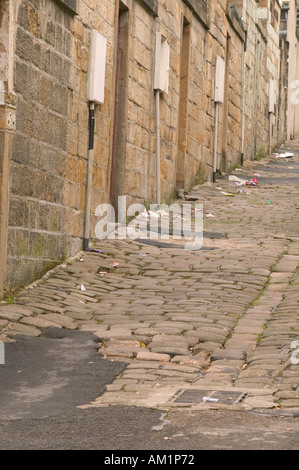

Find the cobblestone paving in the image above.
[{"left": 2, "top": 143, "right": 299, "bottom": 414}]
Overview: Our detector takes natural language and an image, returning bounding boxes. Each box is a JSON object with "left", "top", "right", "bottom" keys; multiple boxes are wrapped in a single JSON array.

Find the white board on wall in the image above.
[
  {"left": 214, "top": 56, "right": 225, "bottom": 104},
  {"left": 87, "top": 30, "right": 107, "bottom": 104},
  {"left": 269, "top": 79, "right": 275, "bottom": 114},
  {"left": 154, "top": 32, "right": 170, "bottom": 94}
]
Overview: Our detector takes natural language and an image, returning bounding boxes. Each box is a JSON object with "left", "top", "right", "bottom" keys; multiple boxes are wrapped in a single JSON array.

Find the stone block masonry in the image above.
[
  {"left": 0, "top": 0, "right": 16, "bottom": 294},
  {"left": 6, "top": 0, "right": 80, "bottom": 285},
  {"left": 0, "top": 0, "right": 294, "bottom": 294},
  {"left": 6, "top": 0, "right": 94, "bottom": 288}
]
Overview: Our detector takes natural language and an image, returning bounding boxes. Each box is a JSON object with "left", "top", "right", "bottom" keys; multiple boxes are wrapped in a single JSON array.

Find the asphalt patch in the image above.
[{"left": 0, "top": 327, "right": 126, "bottom": 421}]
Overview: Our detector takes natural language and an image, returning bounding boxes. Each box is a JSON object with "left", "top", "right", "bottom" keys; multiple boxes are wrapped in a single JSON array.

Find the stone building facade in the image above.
[
  {"left": 0, "top": 0, "right": 296, "bottom": 294},
  {"left": 280, "top": 0, "right": 299, "bottom": 140}
]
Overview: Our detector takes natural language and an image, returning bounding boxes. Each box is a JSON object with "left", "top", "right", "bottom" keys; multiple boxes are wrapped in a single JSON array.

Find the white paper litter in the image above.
[
  {"left": 275, "top": 152, "right": 294, "bottom": 159},
  {"left": 202, "top": 397, "right": 219, "bottom": 402},
  {"left": 229, "top": 175, "right": 246, "bottom": 184}
]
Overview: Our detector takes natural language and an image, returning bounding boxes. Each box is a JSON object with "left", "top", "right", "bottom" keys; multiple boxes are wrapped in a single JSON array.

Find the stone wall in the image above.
[
  {"left": 0, "top": 0, "right": 292, "bottom": 294},
  {"left": 280, "top": 0, "right": 298, "bottom": 141},
  {"left": 232, "top": 0, "right": 284, "bottom": 160},
  {"left": 240, "top": 0, "right": 269, "bottom": 160},
  {"left": 122, "top": 0, "right": 157, "bottom": 206},
  {"left": 277, "top": 37, "right": 288, "bottom": 145},
  {"left": 0, "top": 0, "right": 16, "bottom": 294},
  {"left": 7, "top": 0, "right": 93, "bottom": 287}
]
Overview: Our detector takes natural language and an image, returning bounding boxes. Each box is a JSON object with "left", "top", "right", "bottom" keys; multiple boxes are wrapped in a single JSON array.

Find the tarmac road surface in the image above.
[{"left": 0, "top": 308, "right": 299, "bottom": 451}]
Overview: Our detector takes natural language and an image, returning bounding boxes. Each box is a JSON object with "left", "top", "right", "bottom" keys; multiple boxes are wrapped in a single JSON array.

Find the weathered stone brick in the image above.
[
  {"left": 10, "top": 164, "right": 35, "bottom": 198},
  {"left": 29, "top": 231, "right": 48, "bottom": 258},
  {"left": 15, "top": 27, "right": 34, "bottom": 63},
  {"left": 12, "top": 133, "right": 29, "bottom": 165},
  {"left": 44, "top": 174, "right": 64, "bottom": 204},
  {"left": 23, "top": 200, "right": 40, "bottom": 230},
  {"left": 53, "top": 82, "right": 68, "bottom": 115},
  {"left": 15, "top": 61, "right": 28, "bottom": 97},
  {"left": 8, "top": 197, "right": 25, "bottom": 227}
]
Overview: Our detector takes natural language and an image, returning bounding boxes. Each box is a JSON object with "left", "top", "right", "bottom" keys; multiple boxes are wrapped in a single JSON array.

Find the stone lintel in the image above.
[
  {"left": 182, "top": 0, "right": 209, "bottom": 29},
  {"left": 136, "top": 0, "right": 158, "bottom": 17},
  {"left": 226, "top": 4, "right": 246, "bottom": 42},
  {"left": 256, "top": 18, "right": 269, "bottom": 43}
]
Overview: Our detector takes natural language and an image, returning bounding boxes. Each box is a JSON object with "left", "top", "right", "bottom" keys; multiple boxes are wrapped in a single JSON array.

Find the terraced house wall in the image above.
[
  {"left": 0, "top": 0, "right": 16, "bottom": 294},
  {"left": 7, "top": 0, "right": 89, "bottom": 287},
  {"left": 236, "top": 0, "right": 270, "bottom": 160},
  {"left": 0, "top": 0, "right": 290, "bottom": 294}
]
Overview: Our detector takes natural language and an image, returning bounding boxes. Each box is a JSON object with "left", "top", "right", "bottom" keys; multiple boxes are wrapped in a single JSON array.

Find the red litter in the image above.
[{"left": 246, "top": 177, "right": 258, "bottom": 186}]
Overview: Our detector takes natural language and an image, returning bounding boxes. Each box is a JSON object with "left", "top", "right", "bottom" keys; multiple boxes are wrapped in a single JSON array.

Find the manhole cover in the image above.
[{"left": 174, "top": 390, "right": 247, "bottom": 405}]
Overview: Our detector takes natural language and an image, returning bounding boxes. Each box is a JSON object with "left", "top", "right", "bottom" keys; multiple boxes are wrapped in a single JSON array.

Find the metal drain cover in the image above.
[{"left": 174, "top": 390, "right": 247, "bottom": 405}]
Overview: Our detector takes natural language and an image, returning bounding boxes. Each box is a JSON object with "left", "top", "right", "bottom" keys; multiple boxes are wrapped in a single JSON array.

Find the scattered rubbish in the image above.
[
  {"left": 220, "top": 192, "right": 235, "bottom": 197},
  {"left": 173, "top": 213, "right": 187, "bottom": 220},
  {"left": 156, "top": 209, "right": 169, "bottom": 217},
  {"left": 148, "top": 210, "right": 160, "bottom": 219},
  {"left": 229, "top": 175, "right": 246, "bottom": 184},
  {"left": 112, "top": 262, "right": 119, "bottom": 267},
  {"left": 85, "top": 249, "right": 103, "bottom": 254},
  {"left": 184, "top": 195, "right": 199, "bottom": 201},
  {"left": 77, "top": 284, "right": 86, "bottom": 292},
  {"left": 98, "top": 271, "right": 108, "bottom": 276},
  {"left": 254, "top": 173, "right": 260, "bottom": 177},
  {"left": 137, "top": 208, "right": 175, "bottom": 219},
  {"left": 245, "top": 178, "right": 258, "bottom": 186},
  {"left": 206, "top": 213, "right": 216, "bottom": 218},
  {"left": 267, "top": 201, "right": 272, "bottom": 204},
  {"left": 76, "top": 257, "right": 84, "bottom": 262},
  {"left": 139, "top": 210, "right": 149, "bottom": 219},
  {"left": 238, "top": 189, "right": 250, "bottom": 195},
  {"left": 202, "top": 397, "right": 219, "bottom": 402},
  {"left": 275, "top": 152, "right": 294, "bottom": 159}
]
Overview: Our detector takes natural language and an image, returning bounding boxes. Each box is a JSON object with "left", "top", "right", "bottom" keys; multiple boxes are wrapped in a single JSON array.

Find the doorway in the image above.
[
  {"left": 110, "top": 2, "right": 129, "bottom": 216},
  {"left": 176, "top": 17, "right": 191, "bottom": 190}
]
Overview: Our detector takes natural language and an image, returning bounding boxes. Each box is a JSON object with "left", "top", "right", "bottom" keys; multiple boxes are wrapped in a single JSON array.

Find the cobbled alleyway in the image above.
[{"left": 2, "top": 143, "right": 299, "bottom": 415}]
